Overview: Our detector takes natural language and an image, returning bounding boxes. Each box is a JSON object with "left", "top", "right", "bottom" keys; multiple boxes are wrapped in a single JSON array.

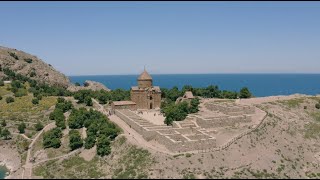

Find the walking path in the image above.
[
  {"left": 21, "top": 122, "right": 55, "bottom": 179},
  {"left": 33, "top": 148, "right": 82, "bottom": 167},
  {"left": 12, "top": 133, "right": 33, "bottom": 141}
]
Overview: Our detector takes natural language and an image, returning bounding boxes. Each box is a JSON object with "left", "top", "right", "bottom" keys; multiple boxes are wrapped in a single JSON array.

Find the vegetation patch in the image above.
[
  {"left": 33, "top": 156, "right": 105, "bottom": 179},
  {"left": 277, "top": 98, "right": 304, "bottom": 108},
  {"left": 304, "top": 122, "right": 320, "bottom": 139},
  {"left": 112, "top": 145, "right": 153, "bottom": 179}
]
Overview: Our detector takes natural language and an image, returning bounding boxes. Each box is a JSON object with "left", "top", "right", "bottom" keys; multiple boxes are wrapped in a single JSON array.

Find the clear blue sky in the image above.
[{"left": 1, "top": 2, "right": 320, "bottom": 75}]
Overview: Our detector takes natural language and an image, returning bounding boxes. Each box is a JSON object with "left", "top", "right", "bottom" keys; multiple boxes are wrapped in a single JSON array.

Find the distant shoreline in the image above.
[
  {"left": 68, "top": 74, "right": 320, "bottom": 97},
  {"left": 68, "top": 73, "right": 320, "bottom": 77}
]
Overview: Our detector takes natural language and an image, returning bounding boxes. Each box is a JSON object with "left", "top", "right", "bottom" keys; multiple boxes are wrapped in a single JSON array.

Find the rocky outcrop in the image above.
[
  {"left": 0, "top": 46, "right": 71, "bottom": 88},
  {"left": 67, "top": 80, "right": 111, "bottom": 92}
]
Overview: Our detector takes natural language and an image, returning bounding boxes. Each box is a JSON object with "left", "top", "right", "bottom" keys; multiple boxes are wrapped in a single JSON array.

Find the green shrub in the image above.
[
  {"left": 315, "top": 103, "right": 320, "bottom": 109},
  {"left": 32, "top": 98, "right": 39, "bottom": 105},
  {"left": 84, "top": 135, "right": 96, "bottom": 149},
  {"left": 96, "top": 135, "right": 111, "bottom": 156},
  {"left": 69, "top": 130, "right": 83, "bottom": 150},
  {"left": 24, "top": 58, "right": 33, "bottom": 63},
  {"left": 1, "top": 128, "right": 11, "bottom": 140},
  {"left": 0, "top": 80, "right": 4, "bottom": 86},
  {"left": 0, "top": 96, "right": 2, "bottom": 100},
  {"left": 30, "top": 71, "right": 36, "bottom": 77},
  {"left": 18, "top": 122, "right": 26, "bottom": 134},
  {"left": 6, "top": 96, "right": 14, "bottom": 103},
  {"left": 36, "top": 94, "right": 43, "bottom": 100},
  {"left": 14, "top": 88, "right": 28, "bottom": 97},
  {"left": 8, "top": 52, "right": 19, "bottom": 60},
  {"left": 1, "top": 120, "right": 6, "bottom": 127},
  {"left": 34, "top": 122, "right": 44, "bottom": 131},
  {"left": 85, "top": 96, "right": 93, "bottom": 106},
  {"left": 240, "top": 87, "right": 252, "bottom": 98},
  {"left": 84, "top": 82, "right": 89, "bottom": 87},
  {"left": 43, "top": 128, "right": 62, "bottom": 148}
]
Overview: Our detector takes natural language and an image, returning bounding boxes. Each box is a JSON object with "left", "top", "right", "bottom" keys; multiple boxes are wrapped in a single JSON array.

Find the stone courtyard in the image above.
[{"left": 113, "top": 98, "right": 267, "bottom": 153}]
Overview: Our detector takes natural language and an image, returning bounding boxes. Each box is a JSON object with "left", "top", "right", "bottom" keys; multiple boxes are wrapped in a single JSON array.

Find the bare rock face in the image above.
[
  {"left": 0, "top": 46, "right": 71, "bottom": 88},
  {"left": 67, "top": 80, "right": 111, "bottom": 92}
]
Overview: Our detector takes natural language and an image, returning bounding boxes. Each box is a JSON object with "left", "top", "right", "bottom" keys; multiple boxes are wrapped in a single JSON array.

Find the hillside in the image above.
[{"left": 0, "top": 46, "right": 70, "bottom": 88}]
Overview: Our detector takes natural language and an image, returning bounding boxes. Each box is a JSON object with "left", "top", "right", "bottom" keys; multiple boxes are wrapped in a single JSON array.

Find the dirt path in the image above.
[
  {"left": 21, "top": 122, "right": 55, "bottom": 179},
  {"left": 12, "top": 133, "right": 33, "bottom": 141},
  {"left": 33, "top": 148, "right": 82, "bottom": 167}
]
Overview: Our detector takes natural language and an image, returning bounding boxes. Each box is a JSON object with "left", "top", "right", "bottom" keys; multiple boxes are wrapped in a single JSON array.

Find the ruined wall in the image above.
[
  {"left": 205, "top": 103, "right": 255, "bottom": 115},
  {"left": 152, "top": 92, "right": 161, "bottom": 109},
  {"left": 115, "top": 109, "right": 217, "bottom": 153},
  {"left": 195, "top": 115, "right": 252, "bottom": 128}
]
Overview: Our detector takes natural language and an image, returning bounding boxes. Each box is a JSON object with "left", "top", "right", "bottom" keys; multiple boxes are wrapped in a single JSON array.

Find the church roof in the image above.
[{"left": 138, "top": 69, "right": 152, "bottom": 80}]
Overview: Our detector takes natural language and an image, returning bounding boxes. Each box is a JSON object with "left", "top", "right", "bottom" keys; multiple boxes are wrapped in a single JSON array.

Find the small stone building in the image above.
[
  {"left": 111, "top": 101, "right": 137, "bottom": 114},
  {"left": 176, "top": 91, "right": 195, "bottom": 104},
  {"left": 130, "top": 69, "right": 161, "bottom": 110}
]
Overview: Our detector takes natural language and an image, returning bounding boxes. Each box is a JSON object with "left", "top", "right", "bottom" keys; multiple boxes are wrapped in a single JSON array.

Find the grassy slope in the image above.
[{"left": 33, "top": 136, "right": 155, "bottom": 179}]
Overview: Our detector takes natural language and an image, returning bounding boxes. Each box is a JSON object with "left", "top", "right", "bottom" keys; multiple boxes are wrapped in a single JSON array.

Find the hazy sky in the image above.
[{"left": 1, "top": 2, "right": 320, "bottom": 75}]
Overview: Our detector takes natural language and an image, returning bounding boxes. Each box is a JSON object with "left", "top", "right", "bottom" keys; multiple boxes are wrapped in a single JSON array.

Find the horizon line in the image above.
[{"left": 67, "top": 72, "right": 320, "bottom": 76}]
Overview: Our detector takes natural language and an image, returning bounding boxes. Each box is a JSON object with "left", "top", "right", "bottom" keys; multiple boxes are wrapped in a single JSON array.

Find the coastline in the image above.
[{"left": 0, "top": 145, "right": 22, "bottom": 179}]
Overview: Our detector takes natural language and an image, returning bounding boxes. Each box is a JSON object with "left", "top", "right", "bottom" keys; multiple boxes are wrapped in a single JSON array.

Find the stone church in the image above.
[{"left": 130, "top": 69, "right": 161, "bottom": 109}]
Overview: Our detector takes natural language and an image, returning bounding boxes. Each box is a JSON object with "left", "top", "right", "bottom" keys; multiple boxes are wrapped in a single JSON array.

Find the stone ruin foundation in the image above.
[{"left": 114, "top": 100, "right": 260, "bottom": 153}]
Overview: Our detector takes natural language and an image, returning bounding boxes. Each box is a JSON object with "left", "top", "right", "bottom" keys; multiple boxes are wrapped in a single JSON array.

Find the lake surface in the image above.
[
  {"left": 0, "top": 166, "right": 8, "bottom": 179},
  {"left": 69, "top": 74, "right": 320, "bottom": 97}
]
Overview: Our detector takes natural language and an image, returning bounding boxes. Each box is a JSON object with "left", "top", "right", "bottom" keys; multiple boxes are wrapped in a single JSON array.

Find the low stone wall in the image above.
[
  {"left": 205, "top": 103, "right": 255, "bottom": 115},
  {"left": 195, "top": 115, "right": 252, "bottom": 128},
  {"left": 115, "top": 109, "right": 217, "bottom": 153},
  {"left": 154, "top": 134, "right": 216, "bottom": 153}
]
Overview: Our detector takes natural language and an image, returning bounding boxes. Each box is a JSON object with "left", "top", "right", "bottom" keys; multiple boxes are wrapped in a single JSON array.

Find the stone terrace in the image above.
[
  {"left": 115, "top": 109, "right": 216, "bottom": 153},
  {"left": 188, "top": 100, "right": 256, "bottom": 128}
]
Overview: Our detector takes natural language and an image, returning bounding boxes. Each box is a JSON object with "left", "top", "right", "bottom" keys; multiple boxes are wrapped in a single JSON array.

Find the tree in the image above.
[
  {"left": 1, "top": 128, "right": 11, "bottom": 140},
  {"left": 32, "top": 98, "right": 39, "bottom": 105},
  {"left": 189, "top": 98, "right": 200, "bottom": 113},
  {"left": 85, "top": 96, "right": 93, "bottom": 106},
  {"left": 43, "top": 128, "right": 62, "bottom": 148},
  {"left": 24, "top": 58, "right": 33, "bottom": 63},
  {"left": 96, "top": 135, "right": 111, "bottom": 156},
  {"left": 239, "top": 87, "right": 252, "bottom": 99},
  {"left": 69, "top": 130, "right": 83, "bottom": 151},
  {"left": 18, "top": 122, "right": 26, "bottom": 134},
  {"left": 34, "top": 122, "right": 44, "bottom": 131},
  {"left": 84, "top": 135, "right": 96, "bottom": 149},
  {"left": 55, "top": 100, "right": 73, "bottom": 112},
  {"left": 1, "top": 120, "right": 6, "bottom": 127},
  {"left": 6, "top": 96, "right": 15, "bottom": 103},
  {"left": 57, "top": 97, "right": 65, "bottom": 103}
]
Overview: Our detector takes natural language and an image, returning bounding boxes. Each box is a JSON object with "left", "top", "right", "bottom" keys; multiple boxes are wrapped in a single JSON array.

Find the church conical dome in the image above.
[{"left": 138, "top": 69, "right": 152, "bottom": 80}]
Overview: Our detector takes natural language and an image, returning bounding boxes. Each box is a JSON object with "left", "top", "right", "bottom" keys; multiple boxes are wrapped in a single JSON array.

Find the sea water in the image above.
[
  {"left": 0, "top": 166, "right": 8, "bottom": 179},
  {"left": 69, "top": 74, "right": 320, "bottom": 97}
]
